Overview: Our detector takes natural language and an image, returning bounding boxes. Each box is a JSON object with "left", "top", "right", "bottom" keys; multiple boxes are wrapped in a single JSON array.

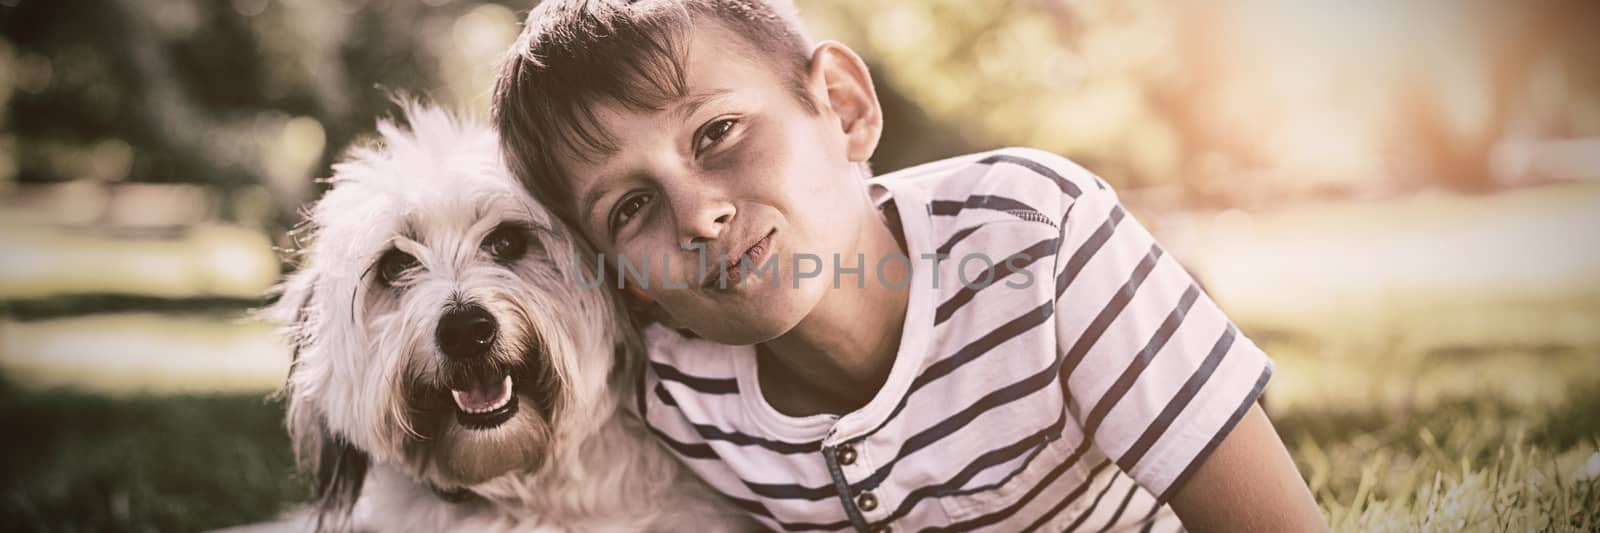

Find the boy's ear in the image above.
[
  {"left": 809, "top": 41, "right": 883, "bottom": 164},
  {"left": 623, "top": 285, "right": 654, "bottom": 306}
]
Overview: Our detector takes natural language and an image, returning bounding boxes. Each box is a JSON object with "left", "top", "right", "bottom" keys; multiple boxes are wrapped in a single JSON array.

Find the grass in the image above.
[
  {"left": 0, "top": 378, "right": 308, "bottom": 532},
  {"left": 1275, "top": 389, "right": 1600, "bottom": 532},
  {"left": 1249, "top": 292, "right": 1600, "bottom": 532}
]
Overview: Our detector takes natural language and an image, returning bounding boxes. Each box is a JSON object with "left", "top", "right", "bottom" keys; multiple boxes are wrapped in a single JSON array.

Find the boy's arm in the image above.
[
  {"left": 1165, "top": 403, "right": 1327, "bottom": 532},
  {"left": 996, "top": 147, "right": 1327, "bottom": 530}
]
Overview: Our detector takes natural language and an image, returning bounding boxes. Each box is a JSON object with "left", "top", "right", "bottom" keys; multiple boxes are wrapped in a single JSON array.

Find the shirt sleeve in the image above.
[{"left": 1042, "top": 154, "right": 1274, "bottom": 502}]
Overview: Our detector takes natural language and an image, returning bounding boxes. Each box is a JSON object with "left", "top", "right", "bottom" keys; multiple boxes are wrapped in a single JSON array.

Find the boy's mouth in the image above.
[{"left": 702, "top": 229, "right": 775, "bottom": 290}]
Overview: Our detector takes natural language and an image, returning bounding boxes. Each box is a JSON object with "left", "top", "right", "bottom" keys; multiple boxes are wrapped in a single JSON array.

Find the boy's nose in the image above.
[
  {"left": 687, "top": 213, "right": 732, "bottom": 247},
  {"left": 672, "top": 191, "right": 735, "bottom": 245}
]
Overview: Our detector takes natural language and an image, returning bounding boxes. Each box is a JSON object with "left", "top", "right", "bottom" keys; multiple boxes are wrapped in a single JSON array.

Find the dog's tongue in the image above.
[{"left": 450, "top": 375, "right": 513, "bottom": 413}]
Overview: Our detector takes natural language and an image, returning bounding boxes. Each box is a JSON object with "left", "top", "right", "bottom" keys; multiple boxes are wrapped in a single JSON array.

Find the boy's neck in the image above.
[{"left": 757, "top": 197, "right": 910, "bottom": 417}]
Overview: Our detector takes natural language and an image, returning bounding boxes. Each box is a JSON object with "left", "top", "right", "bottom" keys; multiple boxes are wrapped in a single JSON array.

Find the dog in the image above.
[{"left": 260, "top": 102, "right": 751, "bottom": 532}]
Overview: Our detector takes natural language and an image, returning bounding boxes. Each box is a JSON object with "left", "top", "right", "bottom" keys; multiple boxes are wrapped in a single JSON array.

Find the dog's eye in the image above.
[
  {"left": 482, "top": 225, "right": 528, "bottom": 262},
  {"left": 377, "top": 249, "right": 418, "bottom": 286}
]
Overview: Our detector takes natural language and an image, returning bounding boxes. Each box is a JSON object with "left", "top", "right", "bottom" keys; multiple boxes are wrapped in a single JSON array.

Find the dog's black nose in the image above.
[{"left": 436, "top": 305, "right": 497, "bottom": 359}]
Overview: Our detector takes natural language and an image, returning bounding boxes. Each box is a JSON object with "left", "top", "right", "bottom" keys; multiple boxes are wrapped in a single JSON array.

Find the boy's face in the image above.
[{"left": 559, "top": 24, "right": 881, "bottom": 345}]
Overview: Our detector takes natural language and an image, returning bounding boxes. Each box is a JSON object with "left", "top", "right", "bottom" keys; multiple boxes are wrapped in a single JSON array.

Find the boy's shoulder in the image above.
[{"left": 869, "top": 146, "right": 1109, "bottom": 226}]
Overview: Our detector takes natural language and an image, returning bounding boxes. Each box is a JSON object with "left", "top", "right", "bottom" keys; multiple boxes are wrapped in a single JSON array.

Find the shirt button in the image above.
[
  {"left": 836, "top": 445, "right": 858, "bottom": 466},
  {"left": 856, "top": 492, "right": 879, "bottom": 512}
]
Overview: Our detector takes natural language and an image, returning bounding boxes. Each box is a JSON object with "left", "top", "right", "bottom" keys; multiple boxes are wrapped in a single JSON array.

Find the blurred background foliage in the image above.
[{"left": 1, "top": 0, "right": 1597, "bottom": 531}]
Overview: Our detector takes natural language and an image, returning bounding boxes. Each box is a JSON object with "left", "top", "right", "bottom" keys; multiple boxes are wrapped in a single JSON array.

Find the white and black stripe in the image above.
[{"left": 639, "top": 148, "right": 1272, "bottom": 531}]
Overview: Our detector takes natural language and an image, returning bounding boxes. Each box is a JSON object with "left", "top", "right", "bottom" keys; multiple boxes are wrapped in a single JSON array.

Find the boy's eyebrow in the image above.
[
  {"left": 672, "top": 88, "right": 735, "bottom": 121},
  {"left": 578, "top": 177, "right": 613, "bottom": 226}
]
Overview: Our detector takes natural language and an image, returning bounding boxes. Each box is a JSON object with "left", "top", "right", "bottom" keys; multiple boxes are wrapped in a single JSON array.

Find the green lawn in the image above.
[
  {"left": 0, "top": 379, "right": 308, "bottom": 532},
  {"left": 1277, "top": 383, "right": 1600, "bottom": 531}
]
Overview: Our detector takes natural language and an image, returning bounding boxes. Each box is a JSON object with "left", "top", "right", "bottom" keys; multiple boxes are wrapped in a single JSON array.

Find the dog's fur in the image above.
[{"left": 263, "top": 102, "right": 749, "bottom": 532}]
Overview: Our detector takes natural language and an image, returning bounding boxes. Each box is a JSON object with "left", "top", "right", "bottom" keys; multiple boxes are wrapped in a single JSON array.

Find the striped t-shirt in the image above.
[{"left": 636, "top": 147, "right": 1274, "bottom": 532}]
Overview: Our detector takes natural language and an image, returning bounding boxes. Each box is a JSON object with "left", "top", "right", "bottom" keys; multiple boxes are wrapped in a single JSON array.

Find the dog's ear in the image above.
[
  {"left": 311, "top": 423, "right": 370, "bottom": 532},
  {"left": 269, "top": 273, "right": 371, "bottom": 532},
  {"left": 285, "top": 399, "right": 370, "bottom": 532}
]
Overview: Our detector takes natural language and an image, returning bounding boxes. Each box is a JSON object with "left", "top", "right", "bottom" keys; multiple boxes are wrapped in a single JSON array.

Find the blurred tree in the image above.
[
  {"left": 0, "top": 0, "right": 518, "bottom": 228},
  {"left": 802, "top": 0, "right": 1600, "bottom": 206},
  {"left": 801, "top": 0, "right": 1188, "bottom": 191},
  {"left": 5, "top": 0, "right": 1595, "bottom": 221},
  {"left": 1388, "top": 2, "right": 1600, "bottom": 194}
]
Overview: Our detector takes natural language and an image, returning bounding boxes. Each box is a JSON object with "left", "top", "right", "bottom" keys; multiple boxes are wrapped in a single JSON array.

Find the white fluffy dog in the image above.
[{"left": 262, "top": 103, "right": 749, "bottom": 532}]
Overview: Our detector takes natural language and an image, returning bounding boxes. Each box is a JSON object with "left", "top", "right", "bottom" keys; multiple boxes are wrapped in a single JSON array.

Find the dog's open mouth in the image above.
[{"left": 450, "top": 374, "right": 518, "bottom": 429}]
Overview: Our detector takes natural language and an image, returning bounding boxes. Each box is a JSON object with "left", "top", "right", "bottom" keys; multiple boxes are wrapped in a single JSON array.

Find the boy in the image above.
[{"left": 493, "top": 1, "right": 1326, "bottom": 531}]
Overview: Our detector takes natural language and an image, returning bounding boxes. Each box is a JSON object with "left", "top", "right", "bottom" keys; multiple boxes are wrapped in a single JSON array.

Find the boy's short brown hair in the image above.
[{"left": 493, "top": 0, "right": 816, "bottom": 229}]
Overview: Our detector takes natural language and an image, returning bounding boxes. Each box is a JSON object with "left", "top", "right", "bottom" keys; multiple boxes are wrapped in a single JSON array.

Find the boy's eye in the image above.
[
  {"left": 609, "top": 193, "right": 653, "bottom": 234},
  {"left": 694, "top": 118, "right": 737, "bottom": 155},
  {"left": 376, "top": 249, "right": 419, "bottom": 286}
]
